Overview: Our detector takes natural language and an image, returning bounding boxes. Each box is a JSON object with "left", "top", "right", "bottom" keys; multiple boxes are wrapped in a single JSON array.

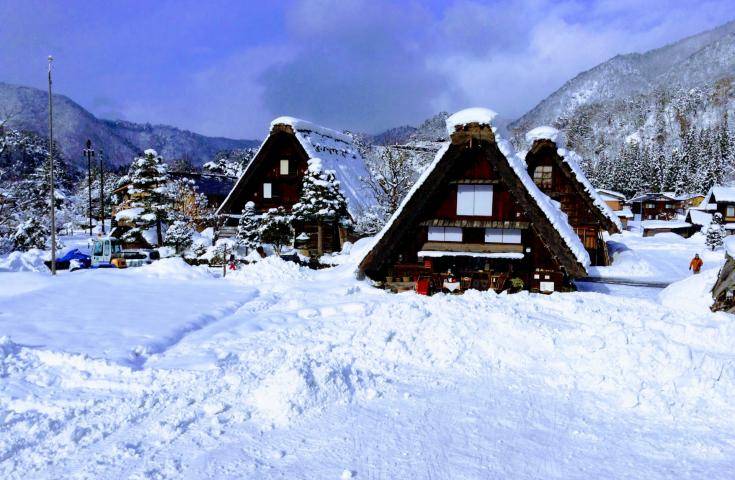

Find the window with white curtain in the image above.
[
  {"left": 457, "top": 184, "right": 493, "bottom": 216},
  {"left": 280, "top": 159, "right": 289, "bottom": 175},
  {"left": 263, "top": 183, "right": 272, "bottom": 199},
  {"left": 428, "top": 226, "right": 463, "bottom": 242},
  {"left": 484, "top": 228, "right": 521, "bottom": 244}
]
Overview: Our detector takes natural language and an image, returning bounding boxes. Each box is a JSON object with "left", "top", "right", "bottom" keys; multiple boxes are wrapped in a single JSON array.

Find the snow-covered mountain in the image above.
[
  {"left": 508, "top": 20, "right": 735, "bottom": 171},
  {"left": 512, "top": 20, "right": 735, "bottom": 134},
  {"left": 0, "top": 82, "right": 259, "bottom": 168}
]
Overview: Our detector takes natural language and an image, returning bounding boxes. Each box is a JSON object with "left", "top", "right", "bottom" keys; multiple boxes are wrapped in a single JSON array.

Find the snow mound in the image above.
[
  {"left": 525, "top": 126, "right": 565, "bottom": 147},
  {"left": 128, "top": 257, "right": 215, "bottom": 281},
  {"left": 445, "top": 107, "right": 498, "bottom": 135},
  {"left": 227, "top": 256, "right": 311, "bottom": 285},
  {"left": 0, "top": 249, "right": 49, "bottom": 272},
  {"left": 659, "top": 267, "right": 718, "bottom": 313},
  {"left": 725, "top": 236, "right": 735, "bottom": 257},
  {"left": 247, "top": 356, "right": 377, "bottom": 426}
]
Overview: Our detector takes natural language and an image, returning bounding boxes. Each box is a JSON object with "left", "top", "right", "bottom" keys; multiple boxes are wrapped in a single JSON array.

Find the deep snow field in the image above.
[{"left": 1, "top": 232, "right": 735, "bottom": 479}]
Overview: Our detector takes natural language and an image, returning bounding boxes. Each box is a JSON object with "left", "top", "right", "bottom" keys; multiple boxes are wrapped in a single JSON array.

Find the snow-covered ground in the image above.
[
  {"left": 1, "top": 234, "right": 735, "bottom": 478},
  {"left": 590, "top": 230, "right": 722, "bottom": 283}
]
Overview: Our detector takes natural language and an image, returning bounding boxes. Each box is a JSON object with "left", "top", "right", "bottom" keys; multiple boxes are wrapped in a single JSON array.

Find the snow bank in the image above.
[
  {"left": 445, "top": 107, "right": 498, "bottom": 135},
  {"left": 725, "top": 236, "right": 735, "bottom": 257},
  {"left": 226, "top": 256, "right": 311, "bottom": 285},
  {"left": 0, "top": 248, "right": 49, "bottom": 272},
  {"left": 658, "top": 267, "right": 718, "bottom": 312},
  {"left": 126, "top": 257, "right": 215, "bottom": 281}
]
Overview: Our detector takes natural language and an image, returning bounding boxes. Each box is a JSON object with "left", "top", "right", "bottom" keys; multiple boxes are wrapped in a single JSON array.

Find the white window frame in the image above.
[
  {"left": 263, "top": 183, "right": 272, "bottom": 199},
  {"left": 457, "top": 184, "right": 493, "bottom": 216},
  {"left": 428, "top": 226, "right": 462, "bottom": 242},
  {"left": 484, "top": 228, "right": 521, "bottom": 244},
  {"left": 280, "top": 159, "right": 289, "bottom": 175}
]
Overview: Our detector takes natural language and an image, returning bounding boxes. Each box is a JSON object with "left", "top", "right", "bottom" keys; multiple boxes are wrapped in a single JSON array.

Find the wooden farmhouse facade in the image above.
[
  {"left": 216, "top": 117, "right": 373, "bottom": 254},
  {"left": 627, "top": 192, "right": 702, "bottom": 221},
  {"left": 523, "top": 129, "right": 621, "bottom": 266},
  {"left": 358, "top": 109, "right": 590, "bottom": 295}
]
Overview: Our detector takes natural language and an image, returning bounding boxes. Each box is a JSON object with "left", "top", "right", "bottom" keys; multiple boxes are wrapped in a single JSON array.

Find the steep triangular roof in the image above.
[
  {"left": 524, "top": 127, "right": 622, "bottom": 233},
  {"left": 217, "top": 117, "right": 374, "bottom": 217},
  {"left": 359, "top": 109, "right": 589, "bottom": 278}
]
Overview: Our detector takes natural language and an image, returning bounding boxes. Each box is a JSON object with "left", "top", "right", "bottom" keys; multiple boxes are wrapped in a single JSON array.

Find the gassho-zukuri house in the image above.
[
  {"left": 522, "top": 126, "right": 621, "bottom": 265},
  {"left": 216, "top": 116, "right": 374, "bottom": 253},
  {"left": 357, "top": 108, "right": 591, "bottom": 294}
]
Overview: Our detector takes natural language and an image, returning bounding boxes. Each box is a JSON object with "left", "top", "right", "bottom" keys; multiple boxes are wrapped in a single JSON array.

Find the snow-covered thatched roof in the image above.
[
  {"left": 268, "top": 117, "right": 373, "bottom": 216},
  {"left": 217, "top": 116, "right": 374, "bottom": 218},
  {"left": 359, "top": 108, "right": 590, "bottom": 276},
  {"left": 524, "top": 126, "right": 623, "bottom": 233}
]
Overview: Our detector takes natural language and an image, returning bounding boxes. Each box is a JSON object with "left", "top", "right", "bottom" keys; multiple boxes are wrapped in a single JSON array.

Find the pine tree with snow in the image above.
[
  {"left": 706, "top": 212, "right": 726, "bottom": 251},
  {"left": 258, "top": 207, "right": 293, "bottom": 256},
  {"left": 122, "top": 149, "right": 171, "bottom": 246},
  {"left": 164, "top": 220, "right": 194, "bottom": 255},
  {"left": 236, "top": 201, "right": 260, "bottom": 253},
  {"left": 292, "top": 158, "right": 350, "bottom": 255},
  {"left": 11, "top": 216, "right": 61, "bottom": 251}
]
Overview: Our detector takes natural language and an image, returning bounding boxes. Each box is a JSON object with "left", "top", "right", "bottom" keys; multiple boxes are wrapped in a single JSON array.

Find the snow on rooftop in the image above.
[
  {"left": 525, "top": 126, "right": 565, "bottom": 148},
  {"left": 614, "top": 207, "right": 634, "bottom": 218},
  {"left": 640, "top": 220, "right": 691, "bottom": 229},
  {"left": 270, "top": 116, "right": 352, "bottom": 144},
  {"left": 596, "top": 188, "right": 626, "bottom": 201},
  {"left": 704, "top": 186, "right": 735, "bottom": 204},
  {"left": 445, "top": 107, "right": 498, "bottom": 135},
  {"left": 418, "top": 251, "right": 524, "bottom": 259},
  {"left": 687, "top": 209, "right": 713, "bottom": 226}
]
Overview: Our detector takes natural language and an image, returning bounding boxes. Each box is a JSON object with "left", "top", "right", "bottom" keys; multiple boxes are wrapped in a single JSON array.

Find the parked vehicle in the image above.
[
  {"left": 90, "top": 237, "right": 127, "bottom": 268},
  {"left": 122, "top": 249, "right": 160, "bottom": 267}
]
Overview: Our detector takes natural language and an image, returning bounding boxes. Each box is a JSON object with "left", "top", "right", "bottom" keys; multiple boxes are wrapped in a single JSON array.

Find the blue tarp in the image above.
[
  {"left": 56, "top": 249, "right": 91, "bottom": 269},
  {"left": 57, "top": 249, "right": 90, "bottom": 263}
]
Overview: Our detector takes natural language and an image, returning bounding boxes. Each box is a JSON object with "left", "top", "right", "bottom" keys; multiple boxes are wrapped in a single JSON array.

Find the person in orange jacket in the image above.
[{"left": 689, "top": 253, "right": 703, "bottom": 274}]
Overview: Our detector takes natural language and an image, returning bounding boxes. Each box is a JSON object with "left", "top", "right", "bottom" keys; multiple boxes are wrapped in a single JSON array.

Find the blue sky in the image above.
[{"left": 2, "top": 0, "right": 733, "bottom": 139}]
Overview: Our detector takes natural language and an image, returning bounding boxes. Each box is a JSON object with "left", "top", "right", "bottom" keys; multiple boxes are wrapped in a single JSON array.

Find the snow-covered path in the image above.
[{"left": 2, "top": 240, "right": 735, "bottom": 478}]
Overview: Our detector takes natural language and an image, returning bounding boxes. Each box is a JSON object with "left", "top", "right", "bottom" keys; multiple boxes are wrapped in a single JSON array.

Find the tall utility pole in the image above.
[
  {"left": 48, "top": 55, "right": 56, "bottom": 275},
  {"left": 83, "top": 139, "right": 95, "bottom": 235},
  {"left": 99, "top": 149, "right": 105, "bottom": 234}
]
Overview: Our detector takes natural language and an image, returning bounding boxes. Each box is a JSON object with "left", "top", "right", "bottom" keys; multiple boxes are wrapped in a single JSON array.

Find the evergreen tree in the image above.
[
  {"left": 258, "top": 207, "right": 293, "bottom": 256},
  {"left": 236, "top": 201, "right": 260, "bottom": 252},
  {"left": 292, "top": 158, "right": 350, "bottom": 255},
  {"left": 122, "top": 149, "right": 171, "bottom": 245},
  {"left": 164, "top": 220, "right": 194, "bottom": 254},
  {"left": 706, "top": 212, "right": 726, "bottom": 251},
  {"left": 11, "top": 216, "right": 61, "bottom": 251}
]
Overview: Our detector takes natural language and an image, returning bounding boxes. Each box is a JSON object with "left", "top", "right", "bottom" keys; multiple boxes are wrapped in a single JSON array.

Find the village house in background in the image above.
[
  {"left": 627, "top": 192, "right": 704, "bottom": 221},
  {"left": 358, "top": 108, "right": 590, "bottom": 295},
  {"left": 522, "top": 127, "right": 621, "bottom": 265},
  {"left": 216, "top": 117, "right": 374, "bottom": 254},
  {"left": 597, "top": 188, "right": 634, "bottom": 229},
  {"left": 700, "top": 186, "right": 735, "bottom": 235}
]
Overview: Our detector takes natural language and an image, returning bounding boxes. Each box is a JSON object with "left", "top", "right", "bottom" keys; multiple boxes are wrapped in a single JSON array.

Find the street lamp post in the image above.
[
  {"left": 48, "top": 55, "right": 56, "bottom": 275},
  {"left": 83, "top": 139, "right": 95, "bottom": 236},
  {"left": 99, "top": 149, "right": 105, "bottom": 234}
]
